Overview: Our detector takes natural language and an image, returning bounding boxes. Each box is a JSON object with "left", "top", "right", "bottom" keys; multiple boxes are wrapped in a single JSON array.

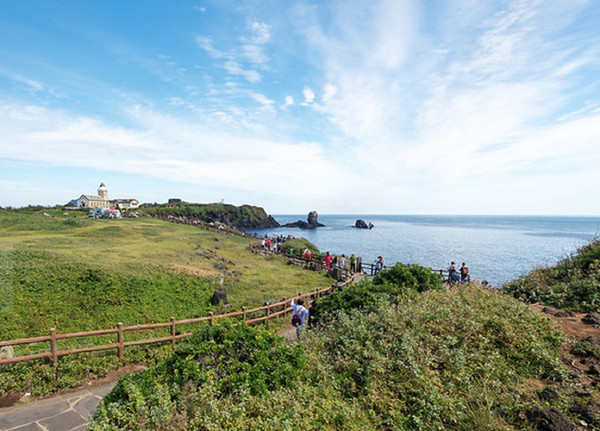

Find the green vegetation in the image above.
[
  {"left": 142, "top": 202, "right": 278, "bottom": 229},
  {"left": 373, "top": 261, "right": 443, "bottom": 291},
  {"left": 280, "top": 237, "right": 320, "bottom": 257},
  {"left": 92, "top": 266, "right": 569, "bottom": 430},
  {"left": 0, "top": 209, "right": 330, "bottom": 397},
  {"left": 503, "top": 239, "right": 600, "bottom": 311},
  {"left": 90, "top": 323, "right": 306, "bottom": 430}
]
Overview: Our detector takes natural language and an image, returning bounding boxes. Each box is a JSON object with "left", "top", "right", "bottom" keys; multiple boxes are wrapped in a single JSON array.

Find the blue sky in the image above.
[{"left": 1, "top": 0, "right": 599, "bottom": 215}]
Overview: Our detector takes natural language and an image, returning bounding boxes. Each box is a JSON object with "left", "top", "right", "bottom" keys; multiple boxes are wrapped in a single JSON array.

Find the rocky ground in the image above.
[{"left": 527, "top": 304, "right": 600, "bottom": 430}]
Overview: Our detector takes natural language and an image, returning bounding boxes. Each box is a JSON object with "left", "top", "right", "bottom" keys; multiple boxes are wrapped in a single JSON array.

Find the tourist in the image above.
[
  {"left": 303, "top": 248, "right": 312, "bottom": 260},
  {"left": 448, "top": 261, "right": 460, "bottom": 284},
  {"left": 374, "top": 256, "right": 384, "bottom": 276},
  {"left": 324, "top": 252, "right": 332, "bottom": 269},
  {"left": 349, "top": 253, "right": 357, "bottom": 272},
  {"left": 290, "top": 297, "right": 309, "bottom": 339},
  {"left": 460, "top": 262, "right": 469, "bottom": 284},
  {"left": 339, "top": 254, "right": 347, "bottom": 268}
]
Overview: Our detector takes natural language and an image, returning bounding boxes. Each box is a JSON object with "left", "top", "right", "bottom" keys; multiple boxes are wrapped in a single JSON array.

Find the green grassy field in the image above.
[{"left": 0, "top": 209, "right": 330, "bottom": 397}]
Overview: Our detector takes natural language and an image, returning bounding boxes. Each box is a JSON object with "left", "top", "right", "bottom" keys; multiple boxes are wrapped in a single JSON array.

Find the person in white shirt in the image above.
[{"left": 290, "top": 298, "right": 309, "bottom": 340}]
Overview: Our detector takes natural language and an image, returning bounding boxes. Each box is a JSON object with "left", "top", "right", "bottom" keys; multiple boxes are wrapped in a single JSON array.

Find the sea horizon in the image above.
[{"left": 247, "top": 214, "right": 600, "bottom": 287}]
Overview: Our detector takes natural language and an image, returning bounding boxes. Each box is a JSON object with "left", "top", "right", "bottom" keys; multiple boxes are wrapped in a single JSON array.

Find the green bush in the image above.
[
  {"left": 312, "top": 279, "right": 413, "bottom": 325},
  {"left": 92, "top": 323, "right": 307, "bottom": 429},
  {"left": 373, "top": 262, "right": 443, "bottom": 292},
  {"left": 91, "top": 287, "right": 569, "bottom": 430},
  {"left": 280, "top": 237, "right": 320, "bottom": 257},
  {"left": 312, "top": 287, "right": 567, "bottom": 430},
  {"left": 504, "top": 239, "right": 600, "bottom": 311}
]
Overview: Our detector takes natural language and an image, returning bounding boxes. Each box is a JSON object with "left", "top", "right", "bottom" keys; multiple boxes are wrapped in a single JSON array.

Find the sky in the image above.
[{"left": 0, "top": 0, "right": 599, "bottom": 215}]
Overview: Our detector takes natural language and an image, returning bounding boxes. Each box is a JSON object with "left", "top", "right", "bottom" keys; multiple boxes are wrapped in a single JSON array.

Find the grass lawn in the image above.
[{"left": 0, "top": 209, "right": 330, "bottom": 338}]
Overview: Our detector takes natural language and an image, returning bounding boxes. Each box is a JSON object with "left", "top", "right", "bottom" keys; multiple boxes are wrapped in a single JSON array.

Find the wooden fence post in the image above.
[
  {"left": 170, "top": 317, "right": 176, "bottom": 350},
  {"left": 117, "top": 322, "right": 124, "bottom": 360},
  {"left": 209, "top": 312, "right": 214, "bottom": 326},
  {"left": 242, "top": 307, "right": 247, "bottom": 323},
  {"left": 283, "top": 298, "right": 287, "bottom": 317},
  {"left": 266, "top": 305, "right": 270, "bottom": 328},
  {"left": 50, "top": 328, "right": 57, "bottom": 365}
]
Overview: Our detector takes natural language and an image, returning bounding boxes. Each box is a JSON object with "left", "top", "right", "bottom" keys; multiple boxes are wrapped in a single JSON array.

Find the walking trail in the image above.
[{"left": 0, "top": 383, "right": 114, "bottom": 431}]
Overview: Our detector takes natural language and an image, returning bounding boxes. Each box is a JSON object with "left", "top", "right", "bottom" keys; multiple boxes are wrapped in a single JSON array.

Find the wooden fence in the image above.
[
  {"left": 0, "top": 284, "right": 339, "bottom": 367},
  {"left": 1, "top": 239, "right": 459, "bottom": 367},
  {"left": 250, "top": 242, "right": 451, "bottom": 281}
]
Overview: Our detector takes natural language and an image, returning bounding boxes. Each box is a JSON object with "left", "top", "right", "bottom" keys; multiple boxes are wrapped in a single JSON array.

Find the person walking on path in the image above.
[
  {"left": 460, "top": 262, "right": 470, "bottom": 284},
  {"left": 349, "top": 253, "right": 357, "bottom": 272},
  {"left": 290, "top": 298, "right": 309, "bottom": 339},
  {"left": 324, "top": 252, "right": 333, "bottom": 269}
]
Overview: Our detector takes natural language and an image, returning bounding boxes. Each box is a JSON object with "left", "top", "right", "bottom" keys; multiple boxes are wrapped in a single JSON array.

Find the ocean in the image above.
[{"left": 246, "top": 215, "right": 600, "bottom": 287}]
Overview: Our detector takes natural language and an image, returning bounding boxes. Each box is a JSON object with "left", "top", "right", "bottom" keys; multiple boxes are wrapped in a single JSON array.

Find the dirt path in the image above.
[{"left": 529, "top": 303, "right": 600, "bottom": 340}]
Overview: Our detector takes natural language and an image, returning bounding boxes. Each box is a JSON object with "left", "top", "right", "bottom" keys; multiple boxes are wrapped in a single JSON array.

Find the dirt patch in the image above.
[
  {"left": 530, "top": 304, "right": 600, "bottom": 340},
  {"left": 0, "top": 392, "right": 21, "bottom": 408},
  {"left": 168, "top": 263, "right": 219, "bottom": 277}
]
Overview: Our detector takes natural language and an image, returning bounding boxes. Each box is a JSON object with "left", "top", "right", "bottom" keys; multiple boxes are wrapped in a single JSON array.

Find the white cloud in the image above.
[
  {"left": 0, "top": 102, "right": 364, "bottom": 206},
  {"left": 250, "top": 22, "right": 271, "bottom": 44},
  {"left": 322, "top": 84, "right": 337, "bottom": 103},
  {"left": 241, "top": 44, "right": 268, "bottom": 64},
  {"left": 302, "top": 87, "right": 315, "bottom": 104},
  {"left": 224, "top": 61, "right": 261, "bottom": 83},
  {"left": 195, "top": 36, "right": 222, "bottom": 58},
  {"left": 281, "top": 95, "right": 294, "bottom": 110}
]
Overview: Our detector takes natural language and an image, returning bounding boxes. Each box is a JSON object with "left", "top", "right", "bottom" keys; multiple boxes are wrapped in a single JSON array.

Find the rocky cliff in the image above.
[{"left": 143, "top": 203, "right": 280, "bottom": 229}]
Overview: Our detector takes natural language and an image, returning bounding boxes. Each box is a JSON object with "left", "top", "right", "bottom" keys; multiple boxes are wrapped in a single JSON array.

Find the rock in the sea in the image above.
[
  {"left": 283, "top": 211, "right": 325, "bottom": 229},
  {"left": 525, "top": 406, "right": 579, "bottom": 431},
  {"left": 354, "top": 219, "right": 374, "bottom": 229},
  {"left": 582, "top": 313, "right": 600, "bottom": 326}
]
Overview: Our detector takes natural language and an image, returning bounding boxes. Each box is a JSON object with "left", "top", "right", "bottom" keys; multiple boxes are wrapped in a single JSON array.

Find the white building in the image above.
[{"left": 75, "top": 183, "right": 110, "bottom": 209}]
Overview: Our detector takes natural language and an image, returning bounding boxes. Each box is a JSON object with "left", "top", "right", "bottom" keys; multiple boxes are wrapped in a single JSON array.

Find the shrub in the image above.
[
  {"left": 92, "top": 323, "right": 308, "bottom": 428},
  {"left": 280, "top": 238, "right": 320, "bottom": 257},
  {"left": 373, "top": 262, "right": 443, "bottom": 292},
  {"left": 504, "top": 239, "right": 600, "bottom": 312},
  {"left": 311, "top": 287, "right": 567, "bottom": 430}
]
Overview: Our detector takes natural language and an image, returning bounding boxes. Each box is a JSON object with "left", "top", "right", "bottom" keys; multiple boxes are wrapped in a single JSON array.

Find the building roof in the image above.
[
  {"left": 79, "top": 194, "right": 107, "bottom": 201},
  {"left": 111, "top": 198, "right": 139, "bottom": 203}
]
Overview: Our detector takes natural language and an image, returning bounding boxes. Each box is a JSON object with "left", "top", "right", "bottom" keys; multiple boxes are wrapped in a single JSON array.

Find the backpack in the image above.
[{"left": 291, "top": 312, "right": 302, "bottom": 327}]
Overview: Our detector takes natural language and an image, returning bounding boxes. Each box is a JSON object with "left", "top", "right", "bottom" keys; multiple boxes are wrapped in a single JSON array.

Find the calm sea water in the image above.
[{"left": 246, "top": 215, "right": 600, "bottom": 287}]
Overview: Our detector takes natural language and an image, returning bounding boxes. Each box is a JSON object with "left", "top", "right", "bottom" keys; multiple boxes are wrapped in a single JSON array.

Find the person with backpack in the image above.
[
  {"left": 374, "top": 256, "right": 384, "bottom": 276},
  {"left": 290, "top": 297, "right": 309, "bottom": 339},
  {"left": 460, "top": 262, "right": 470, "bottom": 284},
  {"left": 448, "top": 261, "right": 460, "bottom": 284}
]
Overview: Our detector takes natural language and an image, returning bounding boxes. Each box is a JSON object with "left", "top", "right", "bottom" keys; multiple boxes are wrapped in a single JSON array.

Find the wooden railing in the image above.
[
  {"left": 250, "top": 242, "right": 450, "bottom": 281},
  {"left": 0, "top": 284, "right": 341, "bottom": 366}
]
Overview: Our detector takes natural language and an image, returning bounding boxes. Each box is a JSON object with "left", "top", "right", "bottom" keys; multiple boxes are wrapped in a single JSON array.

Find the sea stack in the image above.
[
  {"left": 354, "top": 219, "right": 374, "bottom": 229},
  {"left": 282, "top": 211, "right": 325, "bottom": 229}
]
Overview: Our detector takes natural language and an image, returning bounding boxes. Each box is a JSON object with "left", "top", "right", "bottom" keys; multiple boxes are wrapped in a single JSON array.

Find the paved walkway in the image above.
[{"left": 0, "top": 383, "right": 115, "bottom": 431}]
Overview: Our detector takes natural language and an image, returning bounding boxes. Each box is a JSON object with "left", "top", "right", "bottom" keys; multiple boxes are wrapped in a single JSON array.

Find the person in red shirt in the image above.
[{"left": 324, "top": 252, "right": 332, "bottom": 269}]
